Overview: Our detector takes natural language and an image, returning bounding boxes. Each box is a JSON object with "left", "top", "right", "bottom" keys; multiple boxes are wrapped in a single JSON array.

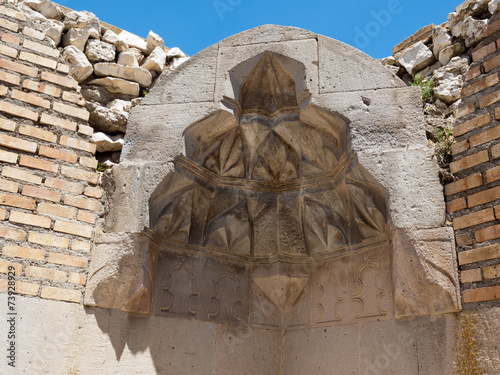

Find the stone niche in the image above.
[{"left": 86, "top": 25, "right": 461, "bottom": 374}]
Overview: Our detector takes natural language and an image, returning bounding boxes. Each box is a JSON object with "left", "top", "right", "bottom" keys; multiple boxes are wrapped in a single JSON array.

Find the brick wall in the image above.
[
  {"left": 447, "top": 11, "right": 500, "bottom": 306},
  {"left": 0, "top": 1, "right": 102, "bottom": 303}
]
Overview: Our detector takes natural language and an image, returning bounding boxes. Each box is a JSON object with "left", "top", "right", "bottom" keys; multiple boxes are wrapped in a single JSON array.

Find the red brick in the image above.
[
  {"left": 40, "top": 287, "right": 80, "bottom": 303},
  {"left": 485, "top": 18, "right": 500, "bottom": 37},
  {"left": 22, "top": 79, "right": 61, "bottom": 97},
  {"left": 451, "top": 139, "right": 470, "bottom": 155},
  {"left": 22, "top": 185, "right": 61, "bottom": 203},
  {"left": 461, "top": 268, "right": 482, "bottom": 283},
  {"left": 0, "top": 178, "right": 19, "bottom": 193},
  {"left": 52, "top": 102, "right": 90, "bottom": 121},
  {"left": 0, "top": 5, "right": 26, "bottom": 21},
  {"left": 453, "top": 208, "right": 495, "bottom": 230},
  {"left": 19, "top": 51, "right": 57, "bottom": 69},
  {"left": 0, "top": 56, "right": 38, "bottom": 77},
  {"left": 496, "top": 205, "right": 500, "bottom": 219},
  {"left": 483, "top": 264, "right": 500, "bottom": 280},
  {"left": 22, "top": 39, "right": 59, "bottom": 58},
  {"left": 473, "top": 42, "right": 497, "bottom": 61},
  {"left": 0, "top": 207, "right": 6, "bottom": 220},
  {"left": 37, "top": 202, "right": 76, "bottom": 220},
  {"left": 468, "top": 185, "right": 500, "bottom": 207},
  {"left": 479, "top": 88, "right": 500, "bottom": 109},
  {"left": 12, "top": 89, "right": 51, "bottom": 109},
  {"left": 456, "top": 102, "right": 476, "bottom": 119},
  {"left": 0, "top": 117, "right": 16, "bottom": 131},
  {"left": 26, "top": 266, "right": 66, "bottom": 282},
  {"left": 493, "top": 143, "right": 500, "bottom": 159},
  {"left": 462, "top": 73, "right": 500, "bottom": 97},
  {"left": 22, "top": 27, "right": 45, "bottom": 41},
  {"left": 459, "top": 244, "right": 500, "bottom": 265},
  {"left": 486, "top": 165, "right": 500, "bottom": 183},
  {"left": 56, "top": 63, "right": 70, "bottom": 74},
  {"left": 0, "top": 83, "right": 7, "bottom": 96},
  {"left": 79, "top": 156, "right": 98, "bottom": 169},
  {"left": 0, "top": 32, "right": 19, "bottom": 45},
  {"left": 484, "top": 54, "right": 500, "bottom": 72},
  {"left": 64, "top": 195, "right": 101, "bottom": 211},
  {"left": 40, "top": 71, "right": 78, "bottom": 89},
  {"left": 0, "top": 132, "right": 37, "bottom": 153},
  {"left": 463, "top": 285, "right": 500, "bottom": 303},
  {"left": 2, "top": 244, "right": 45, "bottom": 261},
  {"left": 48, "top": 251, "right": 88, "bottom": 267},
  {"left": 454, "top": 113, "right": 491, "bottom": 137},
  {"left": 71, "top": 240, "right": 90, "bottom": 252},
  {"left": 0, "top": 43, "right": 17, "bottom": 58},
  {"left": 44, "top": 178, "right": 83, "bottom": 194},
  {"left": 449, "top": 150, "right": 489, "bottom": 174},
  {"left": 60, "top": 136, "right": 96, "bottom": 154},
  {"left": 39, "top": 113, "right": 78, "bottom": 131},
  {"left": 0, "top": 101, "right": 38, "bottom": 121},
  {"left": 28, "top": 232, "right": 68, "bottom": 249},
  {"left": 0, "top": 18, "right": 18, "bottom": 32},
  {"left": 19, "top": 155, "right": 58, "bottom": 174},
  {"left": 0, "top": 280, "right": 38, "bottom": 296},
  {"left": 0, "top": 192, "right": 36, "bottom": 210},
  {"left": 470, "top": 124, "right": 500, "bottom": 147},
  {"left": 78, "top": 124, "right": 93, "bottom": 137},
  {"left": 61, "top": 166, "right": 99, "bottom": 184},
  {"left": 1, "top": 167, "right": 42, "bottom": 184},
  {"left": 447, "top": 197, "right": 467, "bottom": 213},
  {"left": 19, "top": 124, "right": 57, "bottom": 143},
  {"left": 53, "top": 220, "right": 93, "bottom": 238},
  {"left": 0, "top": 149, "right": 17, "bottom": 163},
  {"left": 475, "top": 224, "right": 500, "bottom": 243},
  {"left": 62, "top": 91, "right": 85, "bottom": 105},
  {"left": 68, "top": 273, "right": 86, "bottom": 285},
  {"left": 0, "top": 260, "right": 22, "bottom": 275},
  {"left": 9, "top": 210, "right": 51, "bottom": 228},
  {"left": 0, "top": 70, "right": 19, "bottom": 85},
  {"left": 39, "top": 145, "right": 77, "bottom": 163},
  {"left": 77, "top": 210, "right": 96, "bottom": 224},
  {"left": 84, "top": 186, "right": 103, "bottom": 199},
  {"left": 0, "top": 225, "right": 26, "bottom": 241}
]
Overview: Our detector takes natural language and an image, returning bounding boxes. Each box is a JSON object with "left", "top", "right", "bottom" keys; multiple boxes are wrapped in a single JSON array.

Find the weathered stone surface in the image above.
[
  {"left": 432, "top": 26, "right": 453, "bottom": 57},
  {"left": 141, "top": 46, "right": 167, "bottom": 73},
  {"left": 490, "top": 0, "right": 500, "bottom": 13},
  {"left": 379, "top": 56, "right": 397, "bottom": 65},
  {"left": 433, "top": 56, "right": 468, "bottom": 104},
  {"left": 357, "top": 148, "right": 446, "bottom": 228},
  {"left": 88, "top": 77, "right": 140, "bottom": 96},
  {"left": 128, "top": 47, "right": 145, "bottom": 65},
  {"left": 61, "top": 45, "right": 93, "bottom": 82},
  {"left": 107, "top": 99, "right": 131, "bottom": 112},
  {"left": 85, "top": 232, "right": 154, "bottom": 314},
  {"left": 102, "top": 29, "right": 129, "bottom": 53},
  {"left": 398, "top": 42, "right": 436, "bottom": 75},
  {"left": 438, "top": 43, "right": 465, "bottom": 65},
  {"left": 85, "top": 101, "right": 129, "bottom": 133},
  {"left": 166, "top": 47, "right": 188, "bottom": 58},
  {"left": 92, "top": 132, "right": 124, "bottom": 152},
  {"left": 146, "top": 30, "right": 164, "bottom": 53},
  {"left": 62, "top": 28, "right": 89, "bottom": 51},
  {"left": 119, "top": 30, "right": 148, "bottom": 53},
  {"left": 23, "top": 0, "right": 63, "bottom": 20},
  {"left": 415, "top": 60, "right": 443, "bottom": 78},
  {"left": 85, "top": 39, "right": 116, "bottom": 63},
  {"left": 81, "top": 84, "right": 136, "bottom": 105},
  {"left": 94, "top": 62, "right": 152, "bottom": 87},
  {"left": 63, "top": 10, "right": 100, "bottom": 39},
  {"left": 169, "top": 56, "right": 189, "bottom": 70},
  {"left": 117, "top": 51, "right": 138, "bottom": 67},
  {"left": 392, "top": 228, "right": 461, "bottom": 319},
  {"left": 19, "top": 5, "right": 63, "bottom": 45},
  {"left": 462, "top": 16, "right": 488, "bottom": 47},
  {"left": 219, "top": 24, "right": 317, "bottom": 47}
]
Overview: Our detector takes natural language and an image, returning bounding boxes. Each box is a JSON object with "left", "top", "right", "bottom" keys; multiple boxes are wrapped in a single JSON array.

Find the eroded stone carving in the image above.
[{"left": 146, "top": 52, "right": 389, "bottom": 262}]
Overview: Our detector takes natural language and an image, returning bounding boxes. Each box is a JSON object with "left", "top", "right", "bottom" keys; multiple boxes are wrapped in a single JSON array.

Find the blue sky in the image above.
[{"left": 53, "top": 0, "right": 461, "bottom": 59}]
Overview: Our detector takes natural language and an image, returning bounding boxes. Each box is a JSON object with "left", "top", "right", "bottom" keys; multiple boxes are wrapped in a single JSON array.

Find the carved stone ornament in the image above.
[{"left": 145, "top": 52, "right": 389, "bottom": 263}]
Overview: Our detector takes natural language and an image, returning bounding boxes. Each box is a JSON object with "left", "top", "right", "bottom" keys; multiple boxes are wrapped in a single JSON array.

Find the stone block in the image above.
[
  {"left": 392, "top": 228, "right": 461, "bottom": 319},
  {"left": 84, "top": 232, "right": 155, "bottom": 314},
  {"left": 219, "top": 24, "right": 317, "bottom": 47}
]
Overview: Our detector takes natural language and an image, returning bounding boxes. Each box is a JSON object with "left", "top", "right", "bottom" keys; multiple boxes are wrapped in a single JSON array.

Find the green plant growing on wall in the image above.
[
  {"left": 433, "top": 123, "right": 454, "bottom": 169},
  {"left": 96, "top": 162, "right": 107, "bottom": 172},
  {"left": 411, "top": 74, "right": 434, "bottom": 103}
]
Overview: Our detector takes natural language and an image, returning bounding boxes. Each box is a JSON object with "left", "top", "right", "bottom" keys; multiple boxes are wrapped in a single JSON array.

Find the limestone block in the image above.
[
  {"left": 103, "top": 162, "right": 175, "bottom": 232},
  {"left": 84, "top": 232, "right": 155, "bottom": 314},
  {"left": 107, "top": 99, "right": 131, "bottom": 112},
  {"left": 146, "top": 30, "right": 164, "bottom": 54},
  {"left": 62, "top": 28, "right": 89, "bottom": 51},
  {"left": 319, "top": 35, "right": 404, "bottom": 93},
  {"left": 438, "top": 43, "right": 465, "bottom": 66},
  {"left": 117, "top": 51, "right": 138, "bottom": 67},
  {"left": 219, "top": 24, "right": 317, "bottom": 47},
  {"left": 319, "top": 87, "right": 428, "bottom": 152},
  {"left": 81, "top": 84, "right": 136, "bottom": 105},
  {"left": 85, "top": 101, "right": 129, "bottom": 133},
  {"left": 23, "top": 0, "right": 63, "bottom": 20},
  {"left": 215, "top": 39, "right": 319, "bottom": 103},
  {"left": 357, "top": 148, "right": 446, "bottom": 228},
  {"left": 140, "top": 46, "right": 167, "bottom": 73},
  {"left": 462, "top": 16, "right": 488, "bottom": 47},
  {"left": 141, "top": 44, "right": 218, "bottom": 106},
  {"left": 379, "top": 56, "right": 397, "bottom": 65},
  {"left": 392, "top": 227, "right": 461, "bottom": 319},
  {"left": 166, "top": 47, "right": 188, "bottom": 58},
  {"left": 169, "top": 56, "right": 189, "bottom": 71},
  {"left": 19, "top": 5, "right": 63, "bottom": 45},
  {"left": 415, "top": 60, "right": 443, "bottom": 78},
  {"left": 120, "top": 102, "right": 218, "bottom": 163},
  {"left": 88, "top": 77, "right": 140, "bottom": 96},
  {"left": 397, "top": 42, "right": 436, "bottom": 76},
  {"left": 433, "top": 56, "right": 468, "bottom": 104},
  {"left": 102, "top": 29, "right": 129, "bottom": 52},
  {"left": 128, "top": 47, "right": 145, "bottom": 65},
  {"left": 94, "top": 62, "right": 152, "bottom": 87},
  {"left": 61, "top": 45, "right": 93, "bottom": 82},
  {"left": 490, "top": 0, "right": 500, "bottom": 13},
  {"left": 63, "top": 10, "right": 100, "bottom": 39},
  {"left": 85, "top": 39, "right": 116, "bottom": 63},
  {"left": 432, "top": 26, "right": 453, "bottom": 57},
  {"left": 119, "top": 30, "right": 148, "bottom": 54},
  {"left": 92, "top": 132, "right": 124, "bottom": 152}
]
